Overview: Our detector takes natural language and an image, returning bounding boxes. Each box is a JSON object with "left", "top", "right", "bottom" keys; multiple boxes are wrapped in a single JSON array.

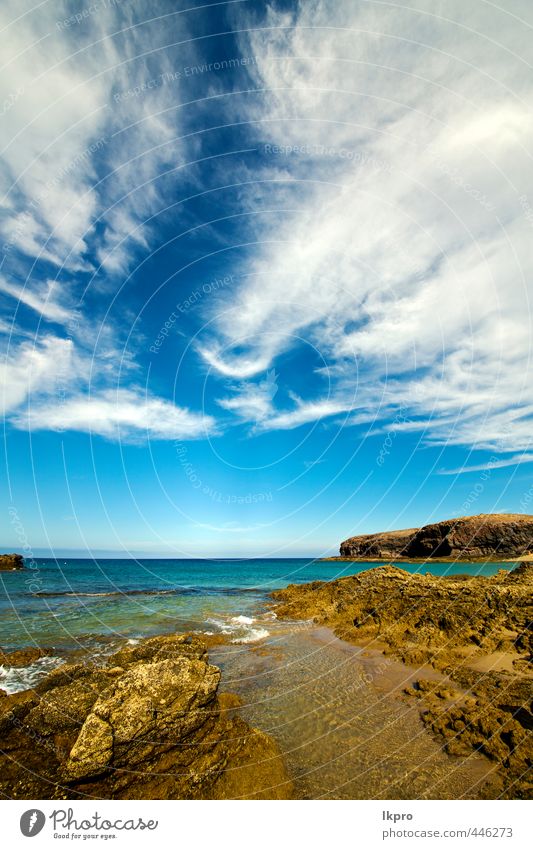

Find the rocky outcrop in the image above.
[
  {"left": 340, "top": 514, "right": 533, "bottom": 559},
  {"left": 0, "top": 634, "right": 292, "bottom": 800},
  {"left": 272, "top": 563, "right": 533, "bottom": 798},
  {"left": 0, "top": 554, "right": 24, "bottom": 571},
  {"left": 339, "top": 527, "right": 416, "bottom": 559},
  {"left": 0, "top": 647, "right": 52, "bottom": 667}
]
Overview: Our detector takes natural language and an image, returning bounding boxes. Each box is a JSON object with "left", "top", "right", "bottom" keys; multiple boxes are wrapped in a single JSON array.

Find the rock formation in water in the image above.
[
  {"left": 340, "top": 513, "right": 533, "bottom": 559},
  {"left": 0, "top": 647, "right": 52, "bottom": 667},
  {"left": 0, "top": 554, "right": 24, "bottom": 571},
  {"left": 272, "top": 562, "right": 533, "bottom": 798},
  {"left": 0, "top": 634, "right": 292, "bottom": 799}
]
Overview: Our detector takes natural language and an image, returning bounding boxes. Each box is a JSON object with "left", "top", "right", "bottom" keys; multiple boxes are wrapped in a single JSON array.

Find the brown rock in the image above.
[
  {"left": 0, "top": 647, "right": 52, "bottom": 667},
  {"left": 0, "top": 633, "right": 292, "bottom": 800},
  {"left": 0, "top": 554, "right": 24, "bottom": 571}
]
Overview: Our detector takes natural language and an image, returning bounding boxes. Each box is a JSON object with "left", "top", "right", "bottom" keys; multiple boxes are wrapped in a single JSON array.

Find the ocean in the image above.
[{"left": 0, "top": 556, "right": 515, "bottom": 694}]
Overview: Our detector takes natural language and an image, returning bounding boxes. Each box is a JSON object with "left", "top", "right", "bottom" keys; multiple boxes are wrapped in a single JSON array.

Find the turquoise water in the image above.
[{"left": 0, "top": 556, "right": 515, "bottom": 654}]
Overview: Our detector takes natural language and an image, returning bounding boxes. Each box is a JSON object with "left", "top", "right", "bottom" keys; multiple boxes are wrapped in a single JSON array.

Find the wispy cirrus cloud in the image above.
[
  {"left": 0, "top": 275, "right": 73, "bottom": 324},
  {"left": 0, "top": 1, "right": 213, "bottom": 441},
  {"left": 0, "top": 0, "right": 192, "bottom": 277},
  {"left": 198, "top": 0, "right": 533, "bottom": 456},
  {"left": 14, "top": 388, "right": 215, "bottom": 442},
  {"left": 438, "top": 454, "right": 533, "bottom": 475}
]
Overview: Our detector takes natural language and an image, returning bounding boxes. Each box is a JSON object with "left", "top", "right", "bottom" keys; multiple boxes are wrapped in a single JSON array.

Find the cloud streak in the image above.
[
  {"left": 14, "top": 388, "right": 215, "bottom": 442},
  {"left": 438, "top": 454, "right": 533, "bottom": 475}
]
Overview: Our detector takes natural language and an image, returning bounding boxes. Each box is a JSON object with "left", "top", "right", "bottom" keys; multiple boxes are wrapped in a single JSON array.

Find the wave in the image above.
[
  {"left": 0, "top": 655, "right": 64, "bottom": 695},
  {"left": 32, "top": 585, "right": 265, "bottom": 599},
  {"left": 204, "top": 614, "right": 270, "bottom": 644},
  {"left": 33, "top": 588, "right": 198, "bottom": 598}
]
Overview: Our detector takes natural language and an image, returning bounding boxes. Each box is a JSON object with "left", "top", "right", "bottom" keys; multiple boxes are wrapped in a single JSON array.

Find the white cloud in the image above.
[
  {"left": 0, "top": 335, "right": 75, "bottom": 414},
  {"left": 14, "top": 388, "right": 215, "bottom": 442},
  {"left": 217, "top": 369, "right": 279, "bottom": 423},
  {"left": 2, "top": 0, "right": 531, "bottom": 456},
  {"left": 0, "top": 276, "right": 73, "bottom": 323},
  {"left": 0, "top": 3, "right": 214, "bottom": 443},
  {"left": 438, "top": 454, "right": 533, "bottom": 475},
  {"left": 255, "top": 398, "right": 354, "bottom": 432},
  {"left": 0, "top": 0, "right": 186, "bottom": 275}
]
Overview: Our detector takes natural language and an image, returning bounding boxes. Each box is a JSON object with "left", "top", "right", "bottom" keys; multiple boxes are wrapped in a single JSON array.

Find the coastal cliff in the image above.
[
  {"left": 0, "top": 634, "right": 292, "bottom": 800},
  {"left": 340, "top": 513, "right": 533, "bottom": 560},
  {"left": 0, "top": 554, "right": 24, "bottom": 571},
  {"left": 272, "top": 562, "right": 533, "bottom": 798}
]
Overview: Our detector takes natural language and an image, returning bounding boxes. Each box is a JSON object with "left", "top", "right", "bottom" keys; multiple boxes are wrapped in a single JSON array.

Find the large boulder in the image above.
[{"left": 0, "top": 634, "right": 292, "bottom": 800}]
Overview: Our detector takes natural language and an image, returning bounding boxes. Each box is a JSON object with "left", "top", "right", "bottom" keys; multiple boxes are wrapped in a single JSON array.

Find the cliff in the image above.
[
  {"left": 340, "top": 513, "right": 533, "bottom": 559},
  {"left": 0, "top": 554, "right": 24, "bottom": 571}
]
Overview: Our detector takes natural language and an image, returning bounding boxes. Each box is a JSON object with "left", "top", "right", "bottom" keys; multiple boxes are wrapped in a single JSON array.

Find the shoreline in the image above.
[
  {"left": 0, "top": 622, "right": 494, "bottom": 800},
  {"left": 1, "top": 562, "right": 531, "bottom": 799},
  {"left": 319, "top": 555, "right": 533, "bottom": 563},
  {"left": 212, "top": 623, "right": 494, "bottom": 799},
  {"left": 271, "top": 562, "right": 532, "bottom": 799}
]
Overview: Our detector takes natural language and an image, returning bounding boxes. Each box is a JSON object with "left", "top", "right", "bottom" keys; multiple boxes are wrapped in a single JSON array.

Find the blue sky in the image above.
[{"left": 1, "top": 0, "right": 533, "bottom": 557}]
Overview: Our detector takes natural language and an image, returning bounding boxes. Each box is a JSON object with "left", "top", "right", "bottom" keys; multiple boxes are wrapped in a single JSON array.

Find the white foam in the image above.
[
  {"left": 0, "top": 655, "right": 64, "bottom": 694},
  {"left": 231, "top": 626, "right": 270, "bottom": 644},
  {"left": 204, "top": 614, "right": 269, "bottom": 643}
]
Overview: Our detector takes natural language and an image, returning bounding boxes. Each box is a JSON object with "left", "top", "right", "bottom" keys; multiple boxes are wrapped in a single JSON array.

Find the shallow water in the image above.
[
  {"left": 212, "top": 627, "right": 494, "bottom": 800},
  {"left": 0, "top": 556, "right": 514, "bottom": 652},
  {"left": 0, "top": 557, "right": 516, "bottom": 695}
]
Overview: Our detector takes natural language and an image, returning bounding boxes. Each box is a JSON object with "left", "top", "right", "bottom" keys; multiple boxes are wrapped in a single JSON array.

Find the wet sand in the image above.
[{"left": 211, "top": 625, "right": 494, "bottom": 799}]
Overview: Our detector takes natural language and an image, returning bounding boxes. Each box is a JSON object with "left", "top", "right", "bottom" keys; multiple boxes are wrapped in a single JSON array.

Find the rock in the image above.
[
  {"left": 0, "top": 633, "right": 292, "bottom": 800},
  {"left": 339, "top": 527, "right": 417, "bottom": 559},
  {"left": 340, "top": 513, "right": 533, "bottom": 559},
  {"left": 0, "top": 647, "right": 52, "bottom": 667},
  {"left": 63, "top": 655, "right": 220, "bottom": 781},
  {"left": 272, "top": 562, "right": 533, "bottom": 798},
  {"left": 0, "top": 554, "right": 24, "bottom": 571},
  {"left": 273, "top": 563, "right": 533, "bottom": 665}
]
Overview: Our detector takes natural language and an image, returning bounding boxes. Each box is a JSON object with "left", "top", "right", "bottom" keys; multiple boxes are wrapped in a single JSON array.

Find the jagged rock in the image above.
[
  {"left": 340, "top": 513, "right": 533, "bottom": 559},
  {"left": 0, "top": 554, "right": 24, "bottom": 571},
  {"left": 0, "top": 634, "right": 292, "bottom": 800}
]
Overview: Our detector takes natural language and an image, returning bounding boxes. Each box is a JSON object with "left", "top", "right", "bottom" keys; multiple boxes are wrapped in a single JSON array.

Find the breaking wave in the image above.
[
  {"left": 0, "top": 655, "right": 64, "bottom": 694},
  {"left": 204, "top": 614, "right": 270, "bottom": 643}
]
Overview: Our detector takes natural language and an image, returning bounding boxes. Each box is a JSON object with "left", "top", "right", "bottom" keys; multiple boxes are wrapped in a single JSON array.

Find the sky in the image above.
[{"left": 1, "top": 0, "right": 533, "bottom": 558}]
